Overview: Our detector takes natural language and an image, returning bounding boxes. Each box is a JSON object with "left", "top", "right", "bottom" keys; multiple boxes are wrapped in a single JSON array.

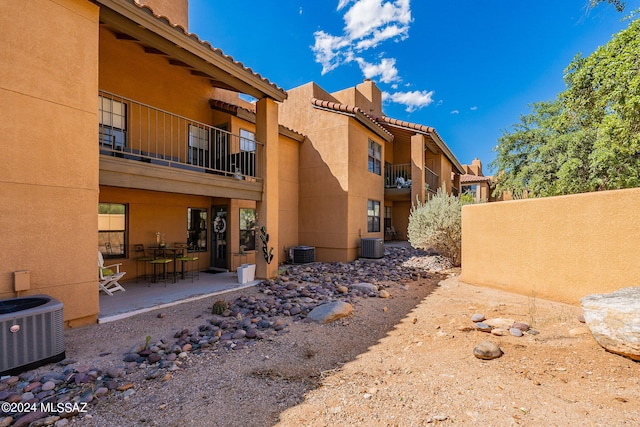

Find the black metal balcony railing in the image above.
[
  {"left": 98, "top": 91, "right": 262, "bottom": 180},
  {"left": 385, "top": 163, "right": 440, "bottom": 192},
  {"left": 385, "top": 163, "right": 412, "bottom": 188}
]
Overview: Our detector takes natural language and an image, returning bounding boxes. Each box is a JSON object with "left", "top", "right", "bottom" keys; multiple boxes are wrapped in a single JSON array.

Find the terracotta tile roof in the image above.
[
  {"left": 460, "top": 174, "right": 492, "bottom": 183},
  {"left": 374, "top": 116, "right": 436, "bottom": 134},
  {"left": 374, "top": 116, "right": 464, "bottom": 174},
  {"left": 112, "top": 0, "right": 287, "bottom": 99},
  {"left": 311, "top": 98, "right": 394, "bottom": 140}
]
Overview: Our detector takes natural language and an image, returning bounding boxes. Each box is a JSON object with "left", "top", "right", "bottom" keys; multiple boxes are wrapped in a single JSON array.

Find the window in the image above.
[
  {"left": 98, "top": 96, "right": 127, "bottom": 150},
  {"left": 384, "top": 205, "right": 392, "bottom": 230},
  {"left": 462, "top": 184, "right": 479, "bottom": 202},
  {"left": 187, "top": 208, "right": 208, "bottom": 251},
  {"left": 367, "top": 200, "right": 380, "bottom": 232},
  {"left": 189, "top": 125, "right": 210, "bottom": 167},
  {"left": 239, "top": 208, "right": 256, "bottom": 251},
  {"left": 368, "top": 139, "right": 382, "bottom": 175},
  {"left": 240, "top": 129, "right": 256, "bottom": 152},
  {"left": 98, "top": 203, "right": 126, "bottom": 258}
]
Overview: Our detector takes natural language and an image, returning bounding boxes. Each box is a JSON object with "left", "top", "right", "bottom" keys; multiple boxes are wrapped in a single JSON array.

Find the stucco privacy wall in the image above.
[
  {"left": 461, "top": 187, "right": 640, "bottom": 305},
  {"left": 0, "top": 0, "right": 100, "bottom": 326}
]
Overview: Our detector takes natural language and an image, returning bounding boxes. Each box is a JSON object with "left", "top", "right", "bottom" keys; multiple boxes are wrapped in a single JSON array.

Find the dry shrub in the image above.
[{"left": 407, "top": 185, "right": 462, "bottom": 266}]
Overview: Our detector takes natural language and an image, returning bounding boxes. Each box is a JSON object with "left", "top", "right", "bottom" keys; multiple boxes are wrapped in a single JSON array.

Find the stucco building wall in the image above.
[
  {"left": 461, "top": 187, "right": 640, "bottom": 304},
  {"left": 279, "top": 82, "right": 385, "bottom": 262},
  {"left": 0, "top": 0, "right": 100, "bottom": 326}
]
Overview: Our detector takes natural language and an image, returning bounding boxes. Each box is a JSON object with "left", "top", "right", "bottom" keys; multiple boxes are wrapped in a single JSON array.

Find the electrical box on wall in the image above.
[{"left": 14, "top": 270, "right": 31, "bottom": 292}]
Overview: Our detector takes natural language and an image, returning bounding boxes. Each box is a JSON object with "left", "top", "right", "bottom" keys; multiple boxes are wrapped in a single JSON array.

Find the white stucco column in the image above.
[
  {"left": 411, "top": 133, "right": 426, "bottom": 205},
  {"left": 255, "top": 97, "right": 279, "bottom": 279}
]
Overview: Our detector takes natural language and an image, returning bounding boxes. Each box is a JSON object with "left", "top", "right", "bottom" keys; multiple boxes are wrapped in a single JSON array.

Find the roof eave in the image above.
[
  {"left": 94, "top": 0, "right": 287, "bottom": 102},
  {"left": 312, "top": 104, "right": 393, "bottom": 142}
]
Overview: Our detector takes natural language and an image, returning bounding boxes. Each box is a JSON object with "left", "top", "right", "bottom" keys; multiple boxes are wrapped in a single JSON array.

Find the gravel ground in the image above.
[{"left": 2, "top": 248, "right": 639, "bottom": 426}]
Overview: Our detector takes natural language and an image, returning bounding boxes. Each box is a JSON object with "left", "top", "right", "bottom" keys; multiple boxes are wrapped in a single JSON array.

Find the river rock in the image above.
[
  {"left": 484, "top": 318, "right": 515, "bottom": 329},
  {"left": 473, "top": 341, "right": 503, "bottom": 360},
  {"left": 581, "top": 286, "right": 640, "bottom": 360},
  {"left": 307, "top": 301, "right": 353, "bottom": 323},
  {"left": 350, "top": 282, "right": 378, "bottom": 294}
]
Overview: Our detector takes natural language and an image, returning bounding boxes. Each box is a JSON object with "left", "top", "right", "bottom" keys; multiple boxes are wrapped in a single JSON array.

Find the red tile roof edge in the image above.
[
  {"left": 311, "top": 98, "right": 394, "bottom": 139},
  {"left": 125, "top": 0, "right": 286, "bottom": 97}
]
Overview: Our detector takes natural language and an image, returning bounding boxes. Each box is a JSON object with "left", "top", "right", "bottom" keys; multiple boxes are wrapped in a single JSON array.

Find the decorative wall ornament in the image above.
[{"left": 259, "top": 226, "right": 274, "bottom": 264}]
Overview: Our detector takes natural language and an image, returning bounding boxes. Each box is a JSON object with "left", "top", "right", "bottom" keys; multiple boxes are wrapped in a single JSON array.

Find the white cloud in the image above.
[
  {"left": 337, "top": 0, "right": 353, "bottom": 10},
  {"left": 343, "top": 0, "right": 411, "bottom": 41},
  {"left": 450, "top": 110, "right": 460, "bottom": 115},
  {"left": 299, "top": 7, "right": 303, "bottom": 15},
  {"left": 382, "top": 89, "right": 434, "bottom": 112},
  {"left": 470, "top": 106, "right": 478, "bottom": 111},
  {"left": 355, "top": 58, "right": 399, "bottom": 83},
  {"left": 312, "top": 0, "right": 412, "bottom": 75}
]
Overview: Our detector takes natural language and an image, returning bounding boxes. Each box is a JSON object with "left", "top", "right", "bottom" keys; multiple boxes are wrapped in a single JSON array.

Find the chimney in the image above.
[{"left": 356, "top": 79, "right": 382, "bottom": 116}]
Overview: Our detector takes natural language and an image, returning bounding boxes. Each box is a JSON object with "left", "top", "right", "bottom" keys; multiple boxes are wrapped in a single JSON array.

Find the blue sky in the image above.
[{"left": 188, "top": 1, "right": 637, "bottom": 173}]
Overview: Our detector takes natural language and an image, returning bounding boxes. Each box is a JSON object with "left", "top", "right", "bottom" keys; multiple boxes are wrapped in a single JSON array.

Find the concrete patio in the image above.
[{"left": 98, "top": 270, "right": 260, "bottom": 323}]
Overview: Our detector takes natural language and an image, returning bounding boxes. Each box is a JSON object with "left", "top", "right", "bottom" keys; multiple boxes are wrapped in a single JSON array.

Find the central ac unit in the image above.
[
  {"left": 289, "top": 246, "right": 315, "bottom": 264},
  {"left": 1, "top": 295, "right": 65, "bottom": 376},
  {"left": 361, "top": 238, "right": 384, "bottom": 259}
]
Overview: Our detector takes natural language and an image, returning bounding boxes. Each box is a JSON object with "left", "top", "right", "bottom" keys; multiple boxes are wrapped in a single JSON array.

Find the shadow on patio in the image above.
[{"left": 98, "top": 271, "right": 260, "bottom": 323}]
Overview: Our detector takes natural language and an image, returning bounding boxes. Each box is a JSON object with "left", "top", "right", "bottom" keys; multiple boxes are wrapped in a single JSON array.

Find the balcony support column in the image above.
[
  {"left": 255, "top": 97, "right": 279, "bottom": 279},
  {"left": 410, "top": 134, "right": 426, "bottom": 204}
]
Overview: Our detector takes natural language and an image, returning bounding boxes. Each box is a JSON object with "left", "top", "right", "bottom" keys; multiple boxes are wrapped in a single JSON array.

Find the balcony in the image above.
[
  {"left": 98, "top": 91, "right": 262, "bottom": 182},
  {"left": 385, "top": 163, "right": 412, "bottom": 189},
  {"left": 425, "top": 166, "right": 439, "bottom": 194}
]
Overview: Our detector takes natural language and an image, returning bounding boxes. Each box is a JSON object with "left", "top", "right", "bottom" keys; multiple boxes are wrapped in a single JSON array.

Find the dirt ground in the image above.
[{"left": 60, "top": 272, "right": 639, "bottom": 426}]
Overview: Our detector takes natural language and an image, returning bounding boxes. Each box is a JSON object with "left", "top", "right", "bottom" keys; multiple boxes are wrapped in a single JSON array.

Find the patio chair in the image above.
[
  {"left": 175, "top": 242, "right": 200, "bottom": 282},
  {"left": 396, "top": 177, "right": 412, "bottom": 188},
  {"left": 133, "top": 244, "right": 154, "bottom": 282},
  {"left": 386, "top": 226, "right": 399, "bottom": 241},
  {"left": 98, "top": 251, "right": 126, "bottom": 295}
]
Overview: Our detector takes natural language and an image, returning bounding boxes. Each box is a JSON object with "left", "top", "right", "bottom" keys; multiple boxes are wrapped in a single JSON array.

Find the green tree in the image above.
[
  {"left": 492, "top": 18, "right": 640, "bottom": 197},
  {"left": 591, "top": 0, "right": 626, "bottom": 12}
]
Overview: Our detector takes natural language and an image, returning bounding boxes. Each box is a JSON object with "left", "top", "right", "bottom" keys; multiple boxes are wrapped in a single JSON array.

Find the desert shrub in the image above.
[{"left": 407, "top": 185, "right": 462, "bottom": 266}]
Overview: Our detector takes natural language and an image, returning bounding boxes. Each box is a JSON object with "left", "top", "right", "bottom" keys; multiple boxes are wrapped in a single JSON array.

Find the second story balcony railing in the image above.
[
  {"left": 385, "top": 163, "right": 412, "bottom": 188},
  {"left": 425, "top": 166, "right": 439, "bottom": 193},
  {"left": 385, "top": 163, "right": 440, "bottom": 193},
  {"left": 98, "top": 91, "right": 262, "bottom": 180}
]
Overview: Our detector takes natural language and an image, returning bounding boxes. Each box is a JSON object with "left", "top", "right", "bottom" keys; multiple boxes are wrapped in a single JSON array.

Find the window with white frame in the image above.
[
  {"left": 189, "top": 125, "right": 210, "bottom": 168},
  {"left": 98, "top": 95, "right": 127, "bottom": 150},
  {"left": 240, "top": 129, "right": 256, "bottom": 152},
  {"left": 367, "top": 200, "right": 381, "bottom": 232},
  {"left": 368, "top": 139, "right": 382, "bottom": 175}
]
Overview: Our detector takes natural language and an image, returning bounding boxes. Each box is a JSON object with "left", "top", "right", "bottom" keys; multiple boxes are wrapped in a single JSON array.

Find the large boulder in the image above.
[
  {"left": 307, "top": 301, "right": 353, "bottom": 323},
  {"left": 581, "top": 286, "right": 640, "bottom": 361}
]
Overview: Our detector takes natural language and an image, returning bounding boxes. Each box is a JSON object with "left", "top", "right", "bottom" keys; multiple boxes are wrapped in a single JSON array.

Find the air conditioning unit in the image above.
[
  {"left": 0, "top": 295, "right": 65, "bottom": 376},
  {"left": 289, "top": 246, "right": 315, "bottom": 264},
  {"left": 361, "top": 238, "right": 384, "bottom": 259}
]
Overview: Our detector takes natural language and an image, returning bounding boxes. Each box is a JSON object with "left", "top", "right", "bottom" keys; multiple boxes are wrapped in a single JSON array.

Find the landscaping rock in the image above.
[
  {"left": 473, "top": 341, "right": 503, "bottom": 360},
  {"left": 307, "top": 301, "right": 353, "bottom": 323},
  {"left": 581, "top": 286, "right": 640, "bottom": 360}
]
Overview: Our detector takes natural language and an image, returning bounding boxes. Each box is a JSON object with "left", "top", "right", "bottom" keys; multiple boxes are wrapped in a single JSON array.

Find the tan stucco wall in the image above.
[
  {"left": 99, "top": 26, "right": 214, "bottom": 123},
  {"left": 280, "top": 82, "right": 384, "bottom": 262},
  {"left": 278, "top": 135, "right": 300, "bottom": 258},
  {"left": 461, "top": 187, "right": 640, "bottom": 304},
  {"left": 0, "top": 0, "right": 100, "bottom": 326}
]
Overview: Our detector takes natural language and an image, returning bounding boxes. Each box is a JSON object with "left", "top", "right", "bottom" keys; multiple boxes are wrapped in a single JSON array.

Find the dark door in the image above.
[{"left": 211, "top": 205, "right": 228, "bottom": 269}]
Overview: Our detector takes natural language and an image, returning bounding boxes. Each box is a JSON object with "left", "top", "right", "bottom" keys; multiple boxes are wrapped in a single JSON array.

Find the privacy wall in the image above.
[{"left": 461, "top": 188, "right": 640, "bottom": 304}]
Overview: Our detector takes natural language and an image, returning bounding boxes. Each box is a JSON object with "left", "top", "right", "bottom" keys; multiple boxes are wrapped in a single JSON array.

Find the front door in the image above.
[{"left": 211, "top": 205, "right": 228, "bottom": 269}]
